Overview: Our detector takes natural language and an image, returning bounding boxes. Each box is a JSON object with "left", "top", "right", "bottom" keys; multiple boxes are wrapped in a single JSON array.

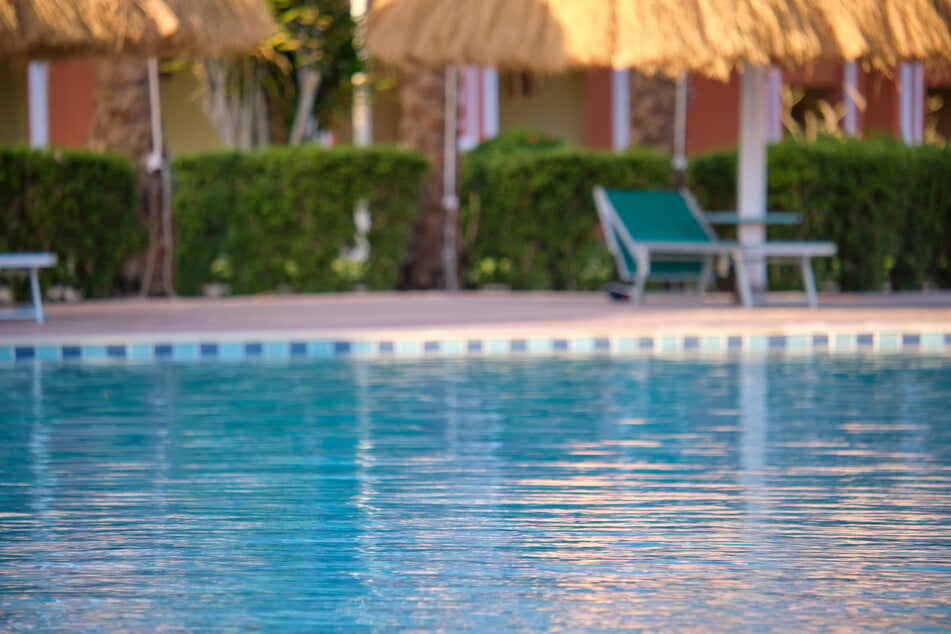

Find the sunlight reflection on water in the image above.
[{"left": 1, "top": 355, "right": 950, "bottom": 631}]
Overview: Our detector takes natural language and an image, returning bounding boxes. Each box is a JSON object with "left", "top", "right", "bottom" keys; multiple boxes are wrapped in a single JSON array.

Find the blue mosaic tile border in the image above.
[{"left": 1, "top": 331, "right": 950, "bottom": 363}]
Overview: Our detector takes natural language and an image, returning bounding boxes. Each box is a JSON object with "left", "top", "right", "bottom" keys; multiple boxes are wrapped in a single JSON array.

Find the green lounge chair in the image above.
[{"left": 592, "top": 187, "right": 837, "bottom": 307}]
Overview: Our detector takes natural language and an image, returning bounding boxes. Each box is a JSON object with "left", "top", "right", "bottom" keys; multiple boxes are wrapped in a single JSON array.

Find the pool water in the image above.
[{"left": 1, "top": 356, "right": 950, "bottom": 631}]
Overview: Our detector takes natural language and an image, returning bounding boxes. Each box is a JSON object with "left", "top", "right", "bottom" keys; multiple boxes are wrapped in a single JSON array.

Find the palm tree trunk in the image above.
[
  {"left": 89, "top": 57, "right": 153, "bottom": 162},
  {"left": 88, "top": 56, "right": 162, "bottom": 295},
  {"left": 398, "top": 64, "right": 452, "bottom": 290},
  {"left": 628, "top": 72, "right": 677, "bottom": 152}
]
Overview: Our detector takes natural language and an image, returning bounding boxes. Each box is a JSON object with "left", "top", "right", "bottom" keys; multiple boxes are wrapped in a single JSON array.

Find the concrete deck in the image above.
[{"left": 3, "top": 290, "right": 951, "bottom": 345}]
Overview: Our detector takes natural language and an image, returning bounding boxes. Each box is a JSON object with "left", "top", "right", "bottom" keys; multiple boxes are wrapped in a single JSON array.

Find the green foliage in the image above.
[
  {"left": 172, "top": 146, "right": 428, "bottom": 295},
  {"left": 0, "top": 147, "right": 143, "bottom": 298},
  {"left": 263, "top": 0, "right": 360, "bottom": 137},
  {"left": 466, "top": 128, "right": 567, "bottom": 157},
  {"left": 689, "top": 137, "right": 951, "bottom": 291},
  {"left": 461, "top": 145, "right": 673, "bottom": 290}
]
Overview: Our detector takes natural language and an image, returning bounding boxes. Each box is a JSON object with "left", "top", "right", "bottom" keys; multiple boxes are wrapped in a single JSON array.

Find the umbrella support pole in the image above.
[
  {"left": 142, "top": 57, "right": 176, "bottom": 298},
  {"left": 737, "top": 66, "right": 769, "bottom": 295},
  {"left": 139, "top": 173, "right": 161, "bottom": 297},
  {"left": 442, "top": 66, "right": 459, "bottom": 292},
  {"left": 673, "top": 73, "right": 688, "bottom": 188}
]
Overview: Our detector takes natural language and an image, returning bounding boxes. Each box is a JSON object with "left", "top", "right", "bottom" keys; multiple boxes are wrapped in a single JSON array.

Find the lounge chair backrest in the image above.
[
  {"left": 594, "top": 187, "right": 718, "bottom": 279},
  {"left": 603, "top": 189, "right": 717, "bottom": 244}
]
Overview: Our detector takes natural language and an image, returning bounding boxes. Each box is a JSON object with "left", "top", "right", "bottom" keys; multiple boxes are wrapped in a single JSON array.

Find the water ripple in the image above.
[{"left": 1, "top": 356, "right": 950, "bottom": 631}]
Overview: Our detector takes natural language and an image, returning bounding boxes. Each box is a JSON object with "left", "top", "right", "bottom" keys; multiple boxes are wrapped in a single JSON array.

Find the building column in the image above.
[
  {"left": 459, "top": 66, "right": 482, "bottom": 151},
  {"left": 459, "top": 67, "right": 499, "bottom": 150},
  {"left": 843, "top": 62, "right": 859, "bottom": 136},
  {"left": 27, "top": 62, "right": 49, "bottom": 148},
  {"left": 766, "top": 68, "right": 783, "bottom": 142},
  {"left": 481, "top": 68, "right": 499, "bottom": 141},
  {"left": 900, "top": 62, "right": 925, "bottom": 145},
  {"left": 612, "top": 69, "right": 630, "bottom": 152}
]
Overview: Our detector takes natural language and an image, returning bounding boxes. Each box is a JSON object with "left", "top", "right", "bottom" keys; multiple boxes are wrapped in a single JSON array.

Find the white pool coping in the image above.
[{"left": 2, "top": 291, "right": 950, "bottom": 362}]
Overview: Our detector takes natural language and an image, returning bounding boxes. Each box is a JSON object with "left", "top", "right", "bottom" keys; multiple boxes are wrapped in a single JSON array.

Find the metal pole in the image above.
[
  {"left": 350, "top": 0, "right": 372, "bottom": 271},
  {"left": 146, "top": 58, "right": 176, "bottom": 297},
  {"left": 737, "top": 66, "right": 768, "bottom": 295},
  {"left": 442, "top": 66, "right": 459, "bottom": 292},
  {"left": 148, "top": 58, "right": 163, "bottom": 159},
  {"left": 673, "top": 73, "right": 688, "bottom": 187}
]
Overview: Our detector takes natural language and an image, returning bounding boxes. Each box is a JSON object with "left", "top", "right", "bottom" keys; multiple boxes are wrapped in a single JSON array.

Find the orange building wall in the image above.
[
  {"left": 786, "top": 62, "right": 844, "bottom": 107},
  {"left": 585, "top": 68, "right": 614, "bottom": 150},
  {"left": 685, "top": 64, "right": 918, "bottom": 155},
  {"left": 927, "top": 67, "right": 951, "bottom": 86},
  {"left": 861, "top": 70, "right": 900, "bottom": 137},
  {"left": 48, "top": 58, "right": 96, "bottom": 148},
  {"left": 686, "top": 73, "right": 739, "bottom": 155},
  {"left": 785, "top": 63, "right": 841, "bottom": 88}
]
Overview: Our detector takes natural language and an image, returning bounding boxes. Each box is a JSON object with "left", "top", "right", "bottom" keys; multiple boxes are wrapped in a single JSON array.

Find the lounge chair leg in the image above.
[
  {"left": 632, "top": 274, "right": 647, "bottom": 305},
  {"left": 732, "top": 250, "right": 754, "bottom": 308},
  {"left": 697, "top": 257, "right": 713, "bottom": 299},
  {"left": 29, "top": 267, "right": 44, "bottom": 323},
  {"left": 801, "top": 257, "right": 818, "bottom": 308}
]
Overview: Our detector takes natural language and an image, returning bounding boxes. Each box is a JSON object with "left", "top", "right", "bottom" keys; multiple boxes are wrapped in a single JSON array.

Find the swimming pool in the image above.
[{"left": 2, "top": 355, "right": 950, "bottom": 631}]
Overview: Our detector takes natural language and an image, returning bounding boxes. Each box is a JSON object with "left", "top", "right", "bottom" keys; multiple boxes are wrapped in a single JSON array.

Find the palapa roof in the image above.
[
  {"left": 0, "top": 0, "right": 277, "bottom": 60},
  {"left": 368, "top": 0, "right": 617, "bottom": 73},
  {"left": 159, "top": 0, "right": 277, "bottom": 58},
  {"left": 367, "top": 0, "right": 951, "bottom": 78},
  {"left": 0, "top": 0, "right": 177, "bottom": 59}
]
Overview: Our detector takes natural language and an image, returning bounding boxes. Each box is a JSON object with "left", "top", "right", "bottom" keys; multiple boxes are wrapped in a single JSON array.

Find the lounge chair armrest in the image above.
[
  {"left": 704, "top": 211, "right": 802, "bottom": 225},
  {"left": 740, "top": 241, "right": 837, "bottom": 258},
  {"left": 640, "top": 241, "right": 736, "bottom": 256}
]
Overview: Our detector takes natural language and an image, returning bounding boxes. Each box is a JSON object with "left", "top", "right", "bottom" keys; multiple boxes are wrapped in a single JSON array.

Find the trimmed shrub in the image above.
[
  {"left": 461, "top": 146, "right": 673, "bottom": 290},
  {"left": 172, "top": 145, "right": 428, "bottom": 295},
  {"left": 0, "top": 147, "right": 143, "bottom": 298},
  {"left": 466, "top": 128, "right": 567, "bottom": 157},
  {"left": 689, "top": 138, "right": 951, "bottom": 291}
]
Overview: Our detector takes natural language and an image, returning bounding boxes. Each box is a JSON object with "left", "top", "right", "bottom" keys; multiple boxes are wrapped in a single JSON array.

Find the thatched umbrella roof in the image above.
[
  {"left": 157, "top": 0, "right": 277, "bottom": 58},
  {"left": 367, "top": 0, "right": 951, "bottom": 79},
  {"left": 0, "top": 0, "right": 176, "bottom": 59},
  {"left": 615, "top": 0, "right": 951, "bottom": 78},
  {"left": 368, "top": 0, "right": 617, "bottom": 74},
  {"left": 369, "top": 0, "right": 951, "bottom": 295},
  {"left": 0, "top": 0, "right": 276, "bottom": 60}
]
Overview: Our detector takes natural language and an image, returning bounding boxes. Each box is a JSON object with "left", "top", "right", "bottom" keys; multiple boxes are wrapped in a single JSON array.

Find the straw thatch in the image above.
[
  {"left": 368, "top": 0, "right": 617, "bottom": 74},
  {"left": 158, "top": 0, "right": 277, "bottom": 58},
  {"left": 0, "top": 0, "right": 276, "bottom": 60},
  {"left": 367, "top": 0, "right": 951, "bottom": 78},
  {"left": 831, "top": 0, "right": 951, "bottom": 68},
  {"left": 0, "top": 0, "right": 177, "bottom": 58}
]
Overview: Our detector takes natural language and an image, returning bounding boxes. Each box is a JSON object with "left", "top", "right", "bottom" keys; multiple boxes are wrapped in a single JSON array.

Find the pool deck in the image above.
[{"left": 2, "top": 290, "right": 951, "bottom": 349}]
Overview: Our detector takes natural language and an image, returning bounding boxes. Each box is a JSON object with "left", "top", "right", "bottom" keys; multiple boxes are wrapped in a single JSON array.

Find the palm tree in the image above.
[
  {"left": 88, "top": 56, "right": 157, "bottom": 294},
  {"left": 398, "top": 63, "right": 451, "bottom": 289},
  {"left": 628, "top": 72, "right": 676, "bottom": 153}
]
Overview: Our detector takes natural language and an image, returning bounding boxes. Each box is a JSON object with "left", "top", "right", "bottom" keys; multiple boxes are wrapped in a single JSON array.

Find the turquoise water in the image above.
[{"left": 1, "top": 356, "right": 950, "bottom": 632}]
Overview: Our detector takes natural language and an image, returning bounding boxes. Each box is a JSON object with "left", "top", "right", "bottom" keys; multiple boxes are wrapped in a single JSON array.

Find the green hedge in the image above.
[
  {"left": 689, "top": 138, "right": 951, "bottom": 291},
  {"left": 0, "top": 147, "right": 143, "bottom": 298},
  {"left": 172, "top": 146, "right": 428, "bottom": 295},
  {"left": 461, "top": 147, "right": 673, "bottom": 289}
]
